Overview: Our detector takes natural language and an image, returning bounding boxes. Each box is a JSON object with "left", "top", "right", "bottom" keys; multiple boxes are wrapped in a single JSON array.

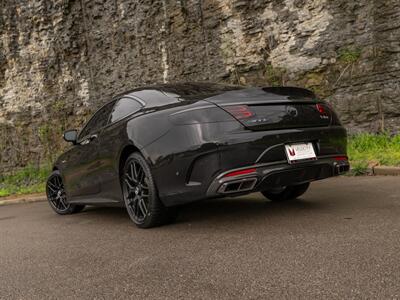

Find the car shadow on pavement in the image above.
[
  {"left": 79, "top": 193, "right": 325, "bottom": 228},
  {"left": 177, "top": 194, "right": 325, "bottom": 225}
]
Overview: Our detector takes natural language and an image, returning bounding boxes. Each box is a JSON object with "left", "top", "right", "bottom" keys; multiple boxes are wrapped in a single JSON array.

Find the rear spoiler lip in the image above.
[
  {"left": 203, "top": 86, "right": 320, "bottom": 106},
  {"left": 215, "top": 99, "right": 320, "bottom": 106},
  {"left": 261, "top": 86, "right": 316, "bottom": 98}
]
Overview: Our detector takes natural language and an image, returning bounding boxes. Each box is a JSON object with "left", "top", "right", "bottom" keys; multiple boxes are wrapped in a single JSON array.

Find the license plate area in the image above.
[{"left": 284, "top": 142, "right": 317, "bottom": 164}]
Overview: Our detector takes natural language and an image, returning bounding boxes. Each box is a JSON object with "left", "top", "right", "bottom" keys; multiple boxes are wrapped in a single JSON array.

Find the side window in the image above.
[
  {"left": 79, "top": 101, "right": 115, "bottom": 140},
  {"left": 109, "top": 97, "right": 142, "bottom": 124}
]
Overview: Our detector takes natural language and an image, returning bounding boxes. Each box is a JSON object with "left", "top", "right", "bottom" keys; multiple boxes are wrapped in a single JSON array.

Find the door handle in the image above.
[{"left": 80, "top": 134, "right": 98, "bottom": 145}]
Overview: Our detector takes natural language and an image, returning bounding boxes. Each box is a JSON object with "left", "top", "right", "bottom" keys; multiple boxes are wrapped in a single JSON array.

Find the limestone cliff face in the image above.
[{"left": 1, "top": 0, "right": 399, "bottom": 170}]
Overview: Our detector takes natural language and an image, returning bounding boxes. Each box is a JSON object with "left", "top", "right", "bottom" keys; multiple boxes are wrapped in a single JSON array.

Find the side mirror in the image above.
[{"left": 63, "top": 129, "right": 78, "bottom": 144}]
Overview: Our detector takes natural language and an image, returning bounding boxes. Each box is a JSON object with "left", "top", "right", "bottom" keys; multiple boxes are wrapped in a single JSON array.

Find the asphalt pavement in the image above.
[{"left": 0, "top": 176, "right": 399, "bottom": 299}]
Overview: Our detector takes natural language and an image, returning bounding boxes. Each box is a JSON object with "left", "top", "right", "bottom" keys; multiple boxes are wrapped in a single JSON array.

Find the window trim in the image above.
[
  {"left": 125, "top": 95, "right": 145, "bottom": 107},
  {"left": 76, "top": 94, "right": 145, "bottom": 144},
  {"left": 107, "top": 96, "right": 145, "bottom": 125},
  {"left": 77, "top": 99, "right": 117, "bottom": 143}
]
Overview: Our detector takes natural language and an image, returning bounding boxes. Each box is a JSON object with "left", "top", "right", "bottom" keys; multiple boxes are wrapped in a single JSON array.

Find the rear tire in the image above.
[
  {"left": 261, "top": 182, "right": 310, "bottom": 202},
  {"left": 46, "top": 170, "right": 85, "bottom": 215},
  {"left": 121, "top": 152, "right": 177, "bottom": 228}
]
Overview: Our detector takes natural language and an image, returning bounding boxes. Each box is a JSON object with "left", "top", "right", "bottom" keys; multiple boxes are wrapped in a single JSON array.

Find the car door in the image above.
[
  {"left": 95, "top": 96, "right": 144, "bottom": 202},
  {"left": 63, "top": 101, "right": 115, "bottom": 202}
]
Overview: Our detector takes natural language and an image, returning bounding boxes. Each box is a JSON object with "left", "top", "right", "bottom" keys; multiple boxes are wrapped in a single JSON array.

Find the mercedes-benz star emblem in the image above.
[{"left": 286, "top": 106, "right": 298, "bottom": 117}]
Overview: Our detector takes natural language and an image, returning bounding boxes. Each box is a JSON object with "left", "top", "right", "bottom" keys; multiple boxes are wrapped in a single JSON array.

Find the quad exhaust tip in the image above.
[
  {"left": 218, "top": 177, "right": 258, "bottom": 194},
  {"left": 335, "top": 164, "right": 350, "bottom": 175}
]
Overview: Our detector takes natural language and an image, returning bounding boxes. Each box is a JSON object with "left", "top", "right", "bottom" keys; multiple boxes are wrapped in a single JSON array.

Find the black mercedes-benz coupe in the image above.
[{"left": 46, "top": 83, "right": 349, "bottom": 228}]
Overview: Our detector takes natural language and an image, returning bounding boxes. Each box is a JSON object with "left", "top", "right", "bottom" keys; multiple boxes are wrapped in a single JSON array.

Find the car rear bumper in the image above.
[
  {"left": 149, "top": 123, "right": 348, "bottom": 207},
  {"left": 206, "top": 155, "right": 350, "bottom": 196}
]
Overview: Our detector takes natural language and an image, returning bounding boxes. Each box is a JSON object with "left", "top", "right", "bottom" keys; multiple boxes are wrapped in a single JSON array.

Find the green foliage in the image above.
[
  {"left": 304, "top": 72, "right": 331, "bottom": 98},
  {"left": 38, "top": 123, "right": 65, "bottom": 163},
  {"left": 54, "top": 100, "right": 66, "bottom": 111},
  {"left": 38, "top": 124, "right": 51, "bottom": 142},
  {"left": 0, "top": 164, "right": 51, "bottom": 197},
  {"left": 338, "top": 48, "right": 362, "bottom": 64},
  {"left": 265, "top": 64, "right": 286, "bottom": 86},
  {"left": 348, "top": 161, "right": 369, "bottom": 176},
  {"left": 348, "top": 133, "right": 400, "bottom": 168}
]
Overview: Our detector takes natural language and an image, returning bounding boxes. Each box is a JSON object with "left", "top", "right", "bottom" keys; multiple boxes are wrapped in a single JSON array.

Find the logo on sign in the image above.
[{"left": 288, "top": 148, "right": 296, "bottom": 156}]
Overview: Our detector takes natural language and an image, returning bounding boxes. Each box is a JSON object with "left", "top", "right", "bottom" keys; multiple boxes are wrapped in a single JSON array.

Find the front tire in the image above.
[
  {"left": 121, "top": 153, "right": 176, "bottom": 228},
  {"left": 261, "top": 182, "right": 310, "bottom": 202},
  {"left": 46, "top": 170, "right": 85, "bottom": 215}
]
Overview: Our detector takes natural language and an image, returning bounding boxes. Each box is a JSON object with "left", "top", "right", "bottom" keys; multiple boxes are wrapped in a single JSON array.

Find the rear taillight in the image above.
[
  {"left": 334, "top": 156, "right": 348, "bottom": 161},
  {"left": 223, "top": 105, "right": 254, "bottom": 120},
  {"left": 223, "top": 168, "right": 257, "bottom": 178},
  {"left": 316, "top": 103, "right": 327, "bottom": 115},
  {"left": 325, "top": 102, "right": 342, "bottom": 125},
  {"left": 317, "top": 102, "right": 342, "bottom": 125}
]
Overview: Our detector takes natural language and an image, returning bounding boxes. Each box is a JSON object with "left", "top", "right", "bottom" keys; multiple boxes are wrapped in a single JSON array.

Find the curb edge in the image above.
[
  {"left": 0, "top": 196, "right": 46, "bottom": 206},
  {"left": 372, "top": 166, "right": 400, "bottom": 176}
]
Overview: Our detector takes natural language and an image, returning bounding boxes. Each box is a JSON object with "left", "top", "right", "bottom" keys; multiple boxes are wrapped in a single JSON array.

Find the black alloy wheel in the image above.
[
  {"left": 122, "top": 153, "right": 176, "bottom": 228},
  {"left": 261, "top": 182, "right": 310, "bottom": 202},
  {"left": 46, "top": 170, "right": 85, "bottom": 214}
]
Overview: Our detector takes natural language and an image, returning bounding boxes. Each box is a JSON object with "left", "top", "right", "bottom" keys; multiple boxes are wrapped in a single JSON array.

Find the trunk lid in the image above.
[{"left": 205, "top": 87, "right": 332, "bottom": 130}]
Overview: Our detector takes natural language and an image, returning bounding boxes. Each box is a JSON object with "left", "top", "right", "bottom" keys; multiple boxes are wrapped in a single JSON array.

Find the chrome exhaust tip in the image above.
[
  {"left": 335, "top": 164, "right": 350, "bottom": 175},
  {"left": 218, "top": 177, "right": 258, "bottom": 194}
]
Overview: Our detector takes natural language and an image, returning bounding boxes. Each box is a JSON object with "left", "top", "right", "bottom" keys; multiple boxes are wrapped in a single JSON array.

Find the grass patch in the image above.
[
  {"left": 0, "top": 164, "right": 51, "bottom": 197},
  {"left": 338, "top": 47, "right": 362, "bottom": 64},
  {"left": 348, "top": 161, "right": 369, "bottom": 176},
  {"left": 347, "top": 133, "right": 400, "bottom": 173}
]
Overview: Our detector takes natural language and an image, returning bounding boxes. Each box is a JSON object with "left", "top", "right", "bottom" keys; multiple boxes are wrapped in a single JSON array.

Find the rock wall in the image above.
[{"left": 1, "top": 0, "right": 400, "bottom": 171}]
